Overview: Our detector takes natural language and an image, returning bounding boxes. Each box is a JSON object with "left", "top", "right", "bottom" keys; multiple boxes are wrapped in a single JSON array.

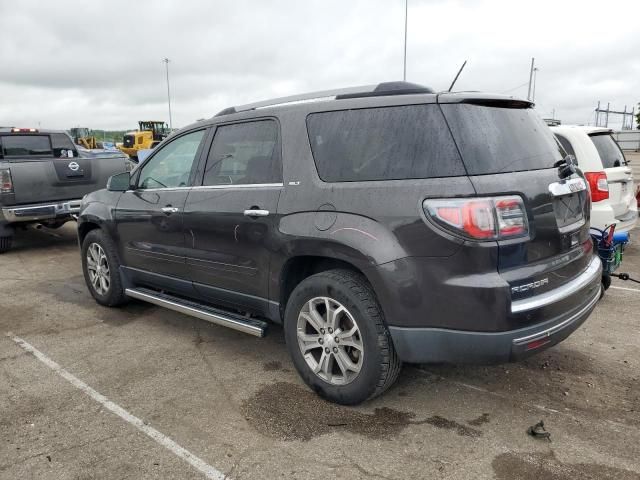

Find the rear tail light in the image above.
[
  {"left": 423, "top": 195, "right": 528, "bottom": 240},
  {"left": 10, "top": 127, "right": 38, "bottom": 133},
  {"left": 584, "top": 171, "right": 609, "bottom": 202},
  {"left": 0, "top": 168, "right": 13, "bottom": 193}
]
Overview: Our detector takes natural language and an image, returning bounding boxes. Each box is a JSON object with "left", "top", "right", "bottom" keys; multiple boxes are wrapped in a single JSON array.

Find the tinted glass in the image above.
[
  {"left": 589, "top": 133, "right": 626, "bottom": 168},
  {"left": 51, "top": 133, "right": 77, "bottom": 158},
  {"left": 441, "top": 104, "right": 564, "bottom": 175},
  {"left": 306, "top": 105, "right": 465, "bottom": 182},
  {"left": 1, "top": 135, "right": 52, "bottom": 157},
  {"left": 203, "top": 120, "right": 280, "bottom": 185},
  {"left": 554, "top": 134, "right": 576, "bottom": 160},
  {"left": 138, "top": 130, "right": 205, "bottom": 189}
]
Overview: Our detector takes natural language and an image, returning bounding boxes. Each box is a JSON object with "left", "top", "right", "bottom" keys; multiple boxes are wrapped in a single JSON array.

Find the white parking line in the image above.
[
  {"left": 7, "top": 333, "right": 228, "bottom": 480},
  {"left": 610, "top": 285, "right": 640, "bottom": 293}
]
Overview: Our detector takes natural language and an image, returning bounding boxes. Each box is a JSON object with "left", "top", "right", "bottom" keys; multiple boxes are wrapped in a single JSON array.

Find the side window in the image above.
[
  {"left": 306, "top": 105, "right": 466, "bottom": 182},
  {"left": 51, "top": 133, "right": 77, "bottom": 158},
  {"left": 138, "top": 130, "right": 205, "bottom": 189},
  {"left": 202, "top": 120, "right": 281, "bottom": 186},
  {"left": 555, "top": 134, "right": 577, "bottom": 161}
]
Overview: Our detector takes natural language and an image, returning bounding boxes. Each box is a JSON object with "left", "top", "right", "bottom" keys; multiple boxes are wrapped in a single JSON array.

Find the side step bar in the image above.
[{"left": 125, "top": 288, "right": 268, "bottom": 337}]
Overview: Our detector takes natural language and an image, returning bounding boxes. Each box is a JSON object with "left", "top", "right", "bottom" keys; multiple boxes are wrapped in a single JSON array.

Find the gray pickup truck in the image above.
[{"left": 0, "top": 128, "right": 129, "bottom": 253}]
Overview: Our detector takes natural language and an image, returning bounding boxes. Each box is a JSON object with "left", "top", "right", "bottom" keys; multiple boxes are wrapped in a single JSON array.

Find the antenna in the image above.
[{"left": 447, "top": 60, "right": 467, "bottom": 92}]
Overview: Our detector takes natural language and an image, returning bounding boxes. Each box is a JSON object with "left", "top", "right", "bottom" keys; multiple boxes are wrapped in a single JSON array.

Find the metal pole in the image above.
[
  {"left": 606, "top": 102, "right": 609, "bottom": 128},
  {"left": 527, "top": 57, "right": 535, "bottom": 100},
  {"left": 163, "top": 58, "right": 173, "bottom": 130},
  {"left": 595, "top": 101, "right": 600, "bottom": 127},
  {"left": 531, "top": 67, "right": 538, "bottom": 103},
  {"left": 403, "top": 0, "right": 408, "bottom": 81}
]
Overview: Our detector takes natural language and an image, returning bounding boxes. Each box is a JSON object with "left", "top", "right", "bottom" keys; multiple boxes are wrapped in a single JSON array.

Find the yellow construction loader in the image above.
[
  {"left": 70, "top": 127, "right": 101, "bottom": 149},
  {"left": 118, "top": 121, "right": 170, "bottom": 159}
]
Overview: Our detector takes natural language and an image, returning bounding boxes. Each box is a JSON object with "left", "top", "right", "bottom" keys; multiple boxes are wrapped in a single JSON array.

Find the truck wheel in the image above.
[
  {"left": 0, "top": 236, "right": 13, "bottom": 254},
  {"left": 284, "top": 269, "right": 401, "bottom": 405},
  {"left": 81, "top": 229, "right": 127, "bottom": 307}
]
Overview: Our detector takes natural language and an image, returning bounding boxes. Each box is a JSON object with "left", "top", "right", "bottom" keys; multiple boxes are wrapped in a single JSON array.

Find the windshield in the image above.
[
  {"left": 589, "top": 133, "right": 626, "bottom": 168},
  {"left": 440, "top": 104, "right": 564, "bottom": 175}
]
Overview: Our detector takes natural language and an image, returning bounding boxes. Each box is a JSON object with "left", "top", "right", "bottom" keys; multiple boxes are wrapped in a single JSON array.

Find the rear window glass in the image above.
[
  {"left": 589, "top": 133, "right": 626, "bottom": 168},
  {"left": 306, "top": 105, "right": 466, "bottom": 182},
  {"left": 1, "top": 135, "right": 52, "bottom": 157},
  {"left": 440, "top": 104, "right": 564, "bottom": 175}
]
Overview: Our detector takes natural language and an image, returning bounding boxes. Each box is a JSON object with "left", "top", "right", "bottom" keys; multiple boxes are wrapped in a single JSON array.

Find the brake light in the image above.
[
  {"left": 11, "top": 128, "right": 38, "bottom": 133},
  {"left": 584, "top": 172, "right": 609, "bottom": 202},
  {"left": 0, "top": 168, "right": 13, "bottom": 193},
  {"left": 423, "top": 195, "right": 528, "bottom": 240}
]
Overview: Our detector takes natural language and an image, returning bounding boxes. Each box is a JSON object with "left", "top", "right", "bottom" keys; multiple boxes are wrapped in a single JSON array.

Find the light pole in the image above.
[
  {"left": 532, "top": 67, "right": 539, "bottom": 103},
  {"left": 403, "top": 0, "right": 408, "bottom": 81},
  {"left": 163, "top": 58, "right": 173, "bottom": 129}
]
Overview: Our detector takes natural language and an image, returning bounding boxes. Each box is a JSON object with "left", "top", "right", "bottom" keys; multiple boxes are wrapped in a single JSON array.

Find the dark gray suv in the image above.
[{"left": 78, "top": 82, "right": 602, "bottom": 404}]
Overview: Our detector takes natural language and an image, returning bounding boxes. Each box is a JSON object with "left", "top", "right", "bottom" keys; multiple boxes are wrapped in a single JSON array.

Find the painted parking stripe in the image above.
[
  {"left": 610, "top": 285, "right": 640, "bottom": 293},
  {"left": 7, "top": 333, "right": 228, "bottom": 480}
]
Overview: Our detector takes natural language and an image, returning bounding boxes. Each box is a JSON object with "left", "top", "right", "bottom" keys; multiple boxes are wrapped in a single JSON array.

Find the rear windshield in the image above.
[
  {"left": 306, "top": 105, "right": 466, "bottom": 182},
  {"left": 589, "top": 133, "right": 626, "bottom": 168},
  {"left": 0, "top": 135, "right": 53, "bottom": 158},
  {"left": 440, "top": 104, "right": 564, "bottom": 175}
]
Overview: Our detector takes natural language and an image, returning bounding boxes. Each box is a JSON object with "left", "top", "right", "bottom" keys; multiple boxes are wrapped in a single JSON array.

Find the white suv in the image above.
[{"left": 551, "top": 125, "right": 637, "bottom": 233}]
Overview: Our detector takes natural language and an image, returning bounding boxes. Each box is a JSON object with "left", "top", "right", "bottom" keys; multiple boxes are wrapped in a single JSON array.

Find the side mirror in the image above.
[{"left": 107, "top": 172, "right": 131, "bottom": 192}]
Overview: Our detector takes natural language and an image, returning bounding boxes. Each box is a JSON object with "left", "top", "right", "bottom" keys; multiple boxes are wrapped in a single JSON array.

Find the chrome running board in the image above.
[{"left": 125, "top": 287, "right": 267, "bottom": 337}]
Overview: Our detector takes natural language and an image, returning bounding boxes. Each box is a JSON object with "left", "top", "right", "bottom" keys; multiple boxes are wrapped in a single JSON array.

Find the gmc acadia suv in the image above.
[{"left": 78, "top": 82, "right": 602, "bottom": 405}]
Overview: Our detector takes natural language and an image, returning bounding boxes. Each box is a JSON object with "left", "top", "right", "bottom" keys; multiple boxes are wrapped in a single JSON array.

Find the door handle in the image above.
[
  {"left": 161, "top": 206, "right": 180, "bottom": 214},
  {"left": 243, "top": 209, "right": 270, "bottom": 217}
]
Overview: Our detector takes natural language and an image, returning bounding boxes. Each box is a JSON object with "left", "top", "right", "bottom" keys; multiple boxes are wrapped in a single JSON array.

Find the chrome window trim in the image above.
[
  {"left": 191, "top": 183, "right": 284, "bottom": 190},
  {"left": 510, "top": 255, "right": 602, "bottom": 314},
  {"left": 127, "top": 183, "right": 284, "bottom": 193}
]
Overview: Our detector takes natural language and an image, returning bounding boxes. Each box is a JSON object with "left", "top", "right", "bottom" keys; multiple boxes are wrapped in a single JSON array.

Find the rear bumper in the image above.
[
  {"left": 1, "top": 199, "right": 83, "bottom": 223},
  {"left": 387, "top": 255, "right": 602, "bottom": 364}
]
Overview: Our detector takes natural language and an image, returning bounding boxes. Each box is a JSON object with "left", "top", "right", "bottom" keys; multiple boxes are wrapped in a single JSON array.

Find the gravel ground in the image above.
[{"left": 1, "top": 222, "right": 639, "bottom": 480}]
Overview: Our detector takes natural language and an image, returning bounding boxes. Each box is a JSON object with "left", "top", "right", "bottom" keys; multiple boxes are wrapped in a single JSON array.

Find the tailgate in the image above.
[
  {"left": 439, "top": 100, "right": 592, "bottom": 298},
  {"left": 605, "top": 166, "right": 634, "bottom": 217},
  {"left": 9, "top": 156, "right": 126, "bottom": 204},
  {"left": 588, "top": 132, "right": 634, "bottom": 218}
]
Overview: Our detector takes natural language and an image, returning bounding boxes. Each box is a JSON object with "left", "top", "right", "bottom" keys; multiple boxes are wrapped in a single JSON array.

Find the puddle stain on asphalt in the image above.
[
  {"left": 492, "top": 452, "right": 640, "bottom": 480},
  {"left": 416, "top": 415, "right": 482, "bottom": 438},
  {"left": 242, "top": 382, "right": 415, "bottom": 441},
  {"left": 468, "top": 413, "right": 490, "bottom": 426},
  {"left": 242, "top": 382, "right": 483, "bottom": 441},
  {"left": 263, "top": 361, "right": 283, "bottom": 372}
]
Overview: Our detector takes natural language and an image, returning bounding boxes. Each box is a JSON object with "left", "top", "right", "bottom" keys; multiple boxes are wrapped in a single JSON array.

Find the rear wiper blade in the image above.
[{"left": 554, "top": 155, "right": 577, "bottom": 179}]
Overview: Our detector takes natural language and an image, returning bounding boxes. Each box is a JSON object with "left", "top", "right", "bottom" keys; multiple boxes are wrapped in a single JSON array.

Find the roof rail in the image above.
[{"left": 215, "top": 81, "right": 434, "bottom": 117}]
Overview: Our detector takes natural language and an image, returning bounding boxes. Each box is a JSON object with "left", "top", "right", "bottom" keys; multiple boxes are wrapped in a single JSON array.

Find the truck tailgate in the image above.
[{"left": 8, "top": 156, "right": 127, "bottom": 205}]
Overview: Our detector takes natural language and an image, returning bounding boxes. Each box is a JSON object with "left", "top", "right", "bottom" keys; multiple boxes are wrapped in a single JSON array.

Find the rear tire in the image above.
[
  {"left": 284, "top": 269, "right": 401, "bottom": 405},
  {"left": 0, "top": 236, "right": 12, "bottom": 254},
  {"left": 81, "top": 229, "right": 128, "bottom": 307}
]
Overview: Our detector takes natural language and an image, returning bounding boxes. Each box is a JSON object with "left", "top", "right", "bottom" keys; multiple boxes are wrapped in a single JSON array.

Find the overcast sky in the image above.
[{"left": 1, "top": 0, "right": 638, "bottom": 131}]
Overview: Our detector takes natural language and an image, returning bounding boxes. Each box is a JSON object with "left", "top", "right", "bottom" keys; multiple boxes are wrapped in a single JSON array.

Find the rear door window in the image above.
[
  {"left": 306, "top": 105, "right": 466, "bottom": 182},
  {"left": 203, "top": 120, "right": 281, "bottom": 186},
  {"left": 1, "top": 135, "right": 53, "bottom": 157},
  {"left": 440, "top": 104, "right": 564, "bottom": 175},
  {"left": 589, "top": 133, "right": 626, "bottom": 168}
]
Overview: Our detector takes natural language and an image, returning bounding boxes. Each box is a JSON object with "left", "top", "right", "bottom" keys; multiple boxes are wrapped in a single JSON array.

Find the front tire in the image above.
[
  {"left": 81, "top": 229, "right": 127, "bottom": 307},
  {"left": 284, "top": 269, "right": 401, "bottom": 405}
]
